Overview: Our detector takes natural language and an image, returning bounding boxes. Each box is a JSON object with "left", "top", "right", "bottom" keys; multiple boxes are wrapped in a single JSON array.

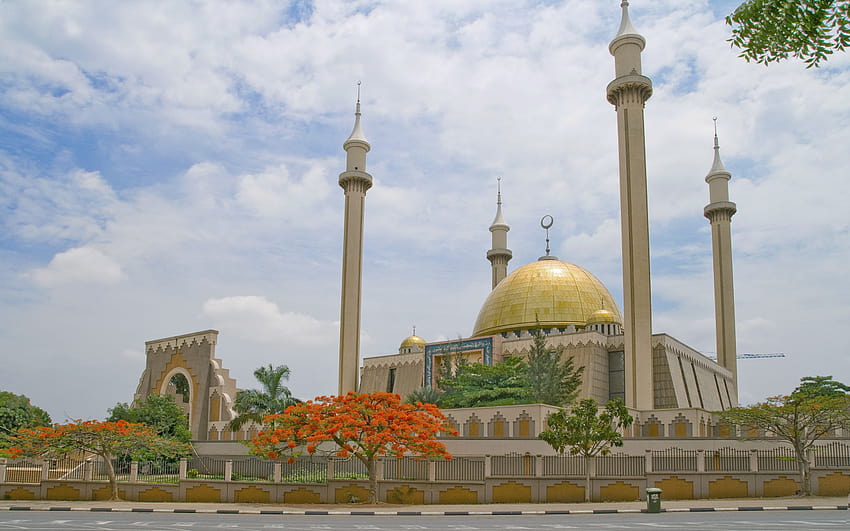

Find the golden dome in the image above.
[
  {"left": 587, "top": 308, "right": 618, "bottom": 325},
  {"left": 472, "top": 259, "right": 622, "bottom": 336},
  {"left": 399, "top": 335, "right": 426, "bottom": 351}
]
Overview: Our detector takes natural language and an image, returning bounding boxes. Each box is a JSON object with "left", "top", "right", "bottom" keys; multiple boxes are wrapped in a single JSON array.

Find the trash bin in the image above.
[{"left": 646, "top": 487, "right": 662, "bottom": 513}]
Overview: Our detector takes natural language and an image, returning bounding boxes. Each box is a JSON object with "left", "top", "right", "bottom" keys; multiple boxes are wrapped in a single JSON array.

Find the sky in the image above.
[{"left": 1, "top": 0, "right": 848, "bottom": 423}]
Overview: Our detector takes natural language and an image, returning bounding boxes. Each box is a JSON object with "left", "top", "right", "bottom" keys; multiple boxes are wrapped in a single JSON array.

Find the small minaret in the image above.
[
  {"left": 704, "top": 120, "right": 738, "bottom": 405},
  {"left": 338, "top": 83, "right": 373, "bottom": 395},
  {"left": 606, "top": 1, "right": 654, "bottom": 410},
  {"left": 487, "top": 178, "right": 512, "bottom": 289}
]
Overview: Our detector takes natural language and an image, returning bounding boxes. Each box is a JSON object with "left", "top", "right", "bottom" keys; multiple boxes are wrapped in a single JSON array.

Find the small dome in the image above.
[
  {"left": 472, "top": 259, "right": 622, "bottom": 336},
  {"left": 399, "top": 335, "right": 426, "bottom": 351},
  {"left": 587, "top": 308, "right": 619, "bottom": 325}
]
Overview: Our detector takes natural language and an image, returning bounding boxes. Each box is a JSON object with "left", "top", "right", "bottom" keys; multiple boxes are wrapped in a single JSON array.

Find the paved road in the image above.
[{"left": 1, "top": 511, "right": 847, "bottom": 530}]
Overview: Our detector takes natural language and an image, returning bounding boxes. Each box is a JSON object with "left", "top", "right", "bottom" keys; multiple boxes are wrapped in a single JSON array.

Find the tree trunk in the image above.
[
  {"left": 584, "top": 455, "right": 592, "bottom": 502},
  {"left": 366, "top": 457, "right": 378, "bottom": 504},
  {"left": 793, "top": 443, "right": 812, "bottom": 496},
  {"left": 102, "top": 454, "right": 121, "bottom": 501}
]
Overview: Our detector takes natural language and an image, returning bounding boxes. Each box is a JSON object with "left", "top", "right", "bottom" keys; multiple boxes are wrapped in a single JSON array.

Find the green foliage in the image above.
[
  {"left": 720, "top": 375, "right": 850, "bottom": 495},
  {"left": 0, "top": 391, "right": 51, "bottom": 445},
  {"left": 538, "top": 398, "right": 633, "bottom": 458},
  {"left": 435, "top": 331, "right": 584, "bottom": 409},
  {"left": 794, "top": 375, "right": 850, "bottom": 397},
  {"left": 527, "top": 328, "right": 584, "bottom": 407},
  {"left": 727, "top": 0, "right": 850, "bottom": 67},
  {"left": 108, "top": 394, "right": 191, "bottom": 443},
  {"left": 168, "top": 374, "right": 191, "bottom": 403},
  {"left": 404, "top": 386, "right": 444, "bottom": 406},
  {"left": 229, "top": 364, "right": 300, "bottom": 430},
  {"left": 439, "top": 356, "right": 530, "bottom": 408}
]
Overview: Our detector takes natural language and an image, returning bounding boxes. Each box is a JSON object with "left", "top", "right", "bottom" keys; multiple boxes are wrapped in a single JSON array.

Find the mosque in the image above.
[
  {"left": 356, "top": 1, "right": 741, "bottom": 439},
  {"left": 132, "top": 2, "right": 742, "bottom": 441}
]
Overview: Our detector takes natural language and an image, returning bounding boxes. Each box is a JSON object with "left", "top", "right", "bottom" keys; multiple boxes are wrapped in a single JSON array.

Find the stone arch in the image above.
[{"left": 159, "top": 366, "right": 195, "bottom": 427}]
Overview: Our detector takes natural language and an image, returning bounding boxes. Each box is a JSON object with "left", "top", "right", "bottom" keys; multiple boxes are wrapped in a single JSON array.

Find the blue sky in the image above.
[{"left": 1, "top": 0, "right": 848, "bottom": 422}]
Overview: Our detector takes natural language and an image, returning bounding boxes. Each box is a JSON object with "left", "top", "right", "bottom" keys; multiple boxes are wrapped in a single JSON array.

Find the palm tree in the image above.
[{"left": 228, "top": 364, "right": 300, "bottom": 430}]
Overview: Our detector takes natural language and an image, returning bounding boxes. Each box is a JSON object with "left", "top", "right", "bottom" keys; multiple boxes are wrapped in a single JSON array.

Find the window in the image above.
[{"left": 386, "top": 368, "right": 397, "bottom": 393}]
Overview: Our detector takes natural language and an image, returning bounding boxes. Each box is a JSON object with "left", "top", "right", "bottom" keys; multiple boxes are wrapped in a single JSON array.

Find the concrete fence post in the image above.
[
  {"left": 427, "top": 460, "right": 436, "bottom": 482},
  {"left": 644, "top": 449, "right": 653, "bottom": 474},
  {"left": 750, "top": 449, "right": 759, "bottom": 472},
  {"left": 40, "top": 460, "right": 50, "bottom": 481},
  {"left": 224, "top": 459, "right": 233, "bottom": 482},
  {"left": 129, "top": 462, "right": 139, "bottom": 483},
  {"left": 84, "top": 459, "right": 93, "bottom": 482},
  {"left": 535, "top": 455, "right": 544, "bottom": 477},
  {"left": 273, "top": 461, "right": 282, "bottom": 483},
  {"left": 697, "top": 449, "right": 705, "bottom": 472},
  {"left": 0, "top": 458, "right": 7, "bottom": 483},
  {"left": 179, "top": 458, "right": 188, "bottom": 480},
  {"left": 327, "top": 459, "right": 335, "bottom": 481},
  {"left": 484, "top": 455, "right": 492, "bottom": 478}
]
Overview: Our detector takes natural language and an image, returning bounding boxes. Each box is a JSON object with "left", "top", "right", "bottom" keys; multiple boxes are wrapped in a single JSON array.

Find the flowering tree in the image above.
[
  {"left": 5, "top": 420, "right": 189, "bottom": 500},
  {"left": 248, "top": 392, "right": 456, "bottom": 503},
  {"left": 721, "top": 376, "right": 850, "bottom": 495}
]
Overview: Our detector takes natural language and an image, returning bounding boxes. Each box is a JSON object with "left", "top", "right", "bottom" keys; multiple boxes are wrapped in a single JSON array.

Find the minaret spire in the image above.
[
  {"left": 487, "top": 177, "right": 512, "bottom": 289},
  {"left": 338, "top": 83, "right": 373, "bottom": 394},
  {"left": 607, "top": 1, "right": 654, "bottom": 410},
  {"left": 704, "top": 119, "right": 739, "bottom": 407}
]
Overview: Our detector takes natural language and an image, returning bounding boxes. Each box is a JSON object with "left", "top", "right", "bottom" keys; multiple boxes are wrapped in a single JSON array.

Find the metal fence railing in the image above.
[
  {"left": 758, "top": 447, "right": 797, "bottom": 472},
  {"left": 231, "top": 458, "right": 273, "bottom": 482},
  {"left": 491, "top": 453, "right": 536, "bottom": 477},
  {"left": 814, "top": 442, "right": 850, "bottom": 468},
  {"left": 597, "top": 454, "right": 645, "bottom": 477},
  {"left": 137, "top": 458, "right": 180, "bottom": 484},
  {"left": 653, "top": 448, "right": 698, "bottom": 472},
  {"left": 4, "top": 458, "right": 42, "bottom": 483},
  {"left": 281, "top": 457, "right": 327, "bottom": 483},
  {"left": 705, "top": 447, "right": 750, "bottom": 472},
  {"left": 51, "top": 456, "right": 86, "bottom": 480},
  {"left": 331, "top": 457, "right": 368, "bottom": 480},
  {"left": 435, "top": 457, "right": 484, "bottom": 481},
  {"left": 383, "top": 457, "right": 428, "bottom": 481},
  {"left": 186, "top": 456, "right": 228, "bottom": 480},
  {"left": 542, "top": 455, "right": 585, "bottom": 476}
]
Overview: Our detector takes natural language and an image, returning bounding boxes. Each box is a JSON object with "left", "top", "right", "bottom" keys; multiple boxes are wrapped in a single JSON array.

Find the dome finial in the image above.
[{"left": 539, "top": 215, "right": 558, "bottom": 260}]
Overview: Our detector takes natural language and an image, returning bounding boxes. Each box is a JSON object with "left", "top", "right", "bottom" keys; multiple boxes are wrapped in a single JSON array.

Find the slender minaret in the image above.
[
  {"left": 487, "top": 178, "right": 512, "bottom": 289},
  {"left": 606, "top": 1, "right": 654, "bottom": 410},
  {"left": 704, "top": 120, "right": 738, "bottom": 404},
  {"left": 338, "top": 84, "right": 372, "bottom": 395}
]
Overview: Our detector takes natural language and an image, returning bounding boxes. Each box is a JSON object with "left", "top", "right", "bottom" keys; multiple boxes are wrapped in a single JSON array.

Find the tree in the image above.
[
  {"left": 403, "top": 386, "right": 443, "bottom": 406},
  {"left": 248, "top": 392, "right": 455, "bottom": 503},
  {"left": 527, "top": 328, "right": 584, "bottom": 407},
  {"left": 0, "top": 391, "right": 51, "bottom": 446},
  {"left": 228, "top": 364, "right": 300, "bottom": 431},
  {"left": 5, "top": 420, "right": 188, "bottom": 500},
  {"left": 720, "top": 376, "right": 850, "bottom": 495},
  {"left": 538, "top": 398, "right": 633, "bottom": 501},
  {"left": 107, "top": 394, "right": 191, "bottom": 443},
  {"left": 438, "top": 356, "right": 530, "bottom": 408},
  {"left": 727, "top": 0, "right": 850, "bottom": 67}
]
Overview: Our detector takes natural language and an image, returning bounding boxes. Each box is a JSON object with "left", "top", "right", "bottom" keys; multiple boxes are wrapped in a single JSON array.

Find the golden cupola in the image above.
[
  {"left": 399, "top": 334, "right": 426, "bottom": 354},
  {"left": 472, "top": 258, "right": 622, "bottom": 337}
]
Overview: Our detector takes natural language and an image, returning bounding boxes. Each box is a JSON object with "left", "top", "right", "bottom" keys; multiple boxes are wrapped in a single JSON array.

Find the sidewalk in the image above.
[{"left": 1, "top": 496, "right": 847, "bottom": 515}]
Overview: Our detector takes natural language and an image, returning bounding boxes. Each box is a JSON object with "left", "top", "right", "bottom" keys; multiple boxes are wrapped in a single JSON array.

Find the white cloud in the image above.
[
  {"left": 202, "top": 296, "right": 336, "bottom": 347},
  {"left": 31, "top": 246, "right": 124, "bottom": 286}
]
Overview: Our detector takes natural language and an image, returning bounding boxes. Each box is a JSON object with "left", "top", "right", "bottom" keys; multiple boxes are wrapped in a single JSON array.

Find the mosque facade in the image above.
[{"left": 359, "top": 1, "right": 739, "bottom": 438}]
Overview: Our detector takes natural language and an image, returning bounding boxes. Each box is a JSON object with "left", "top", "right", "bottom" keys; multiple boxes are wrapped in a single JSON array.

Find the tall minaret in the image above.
[
  {"left": 337, "top": 84, "right": 372, "bottom": 395},
  {"left": 704, "top": 120, "right": 738, "bottom": 404},
  {"left": 606, "top": 1, "right": 654, "bottom": 410},
  {"left": 487, "top": 178, "right": 512, "bottom": 289}
]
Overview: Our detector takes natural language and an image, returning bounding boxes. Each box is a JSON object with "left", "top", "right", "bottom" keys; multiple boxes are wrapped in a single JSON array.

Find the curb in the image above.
[{"left": 0, "top": 505, "right": 846, "bottom": 515}]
